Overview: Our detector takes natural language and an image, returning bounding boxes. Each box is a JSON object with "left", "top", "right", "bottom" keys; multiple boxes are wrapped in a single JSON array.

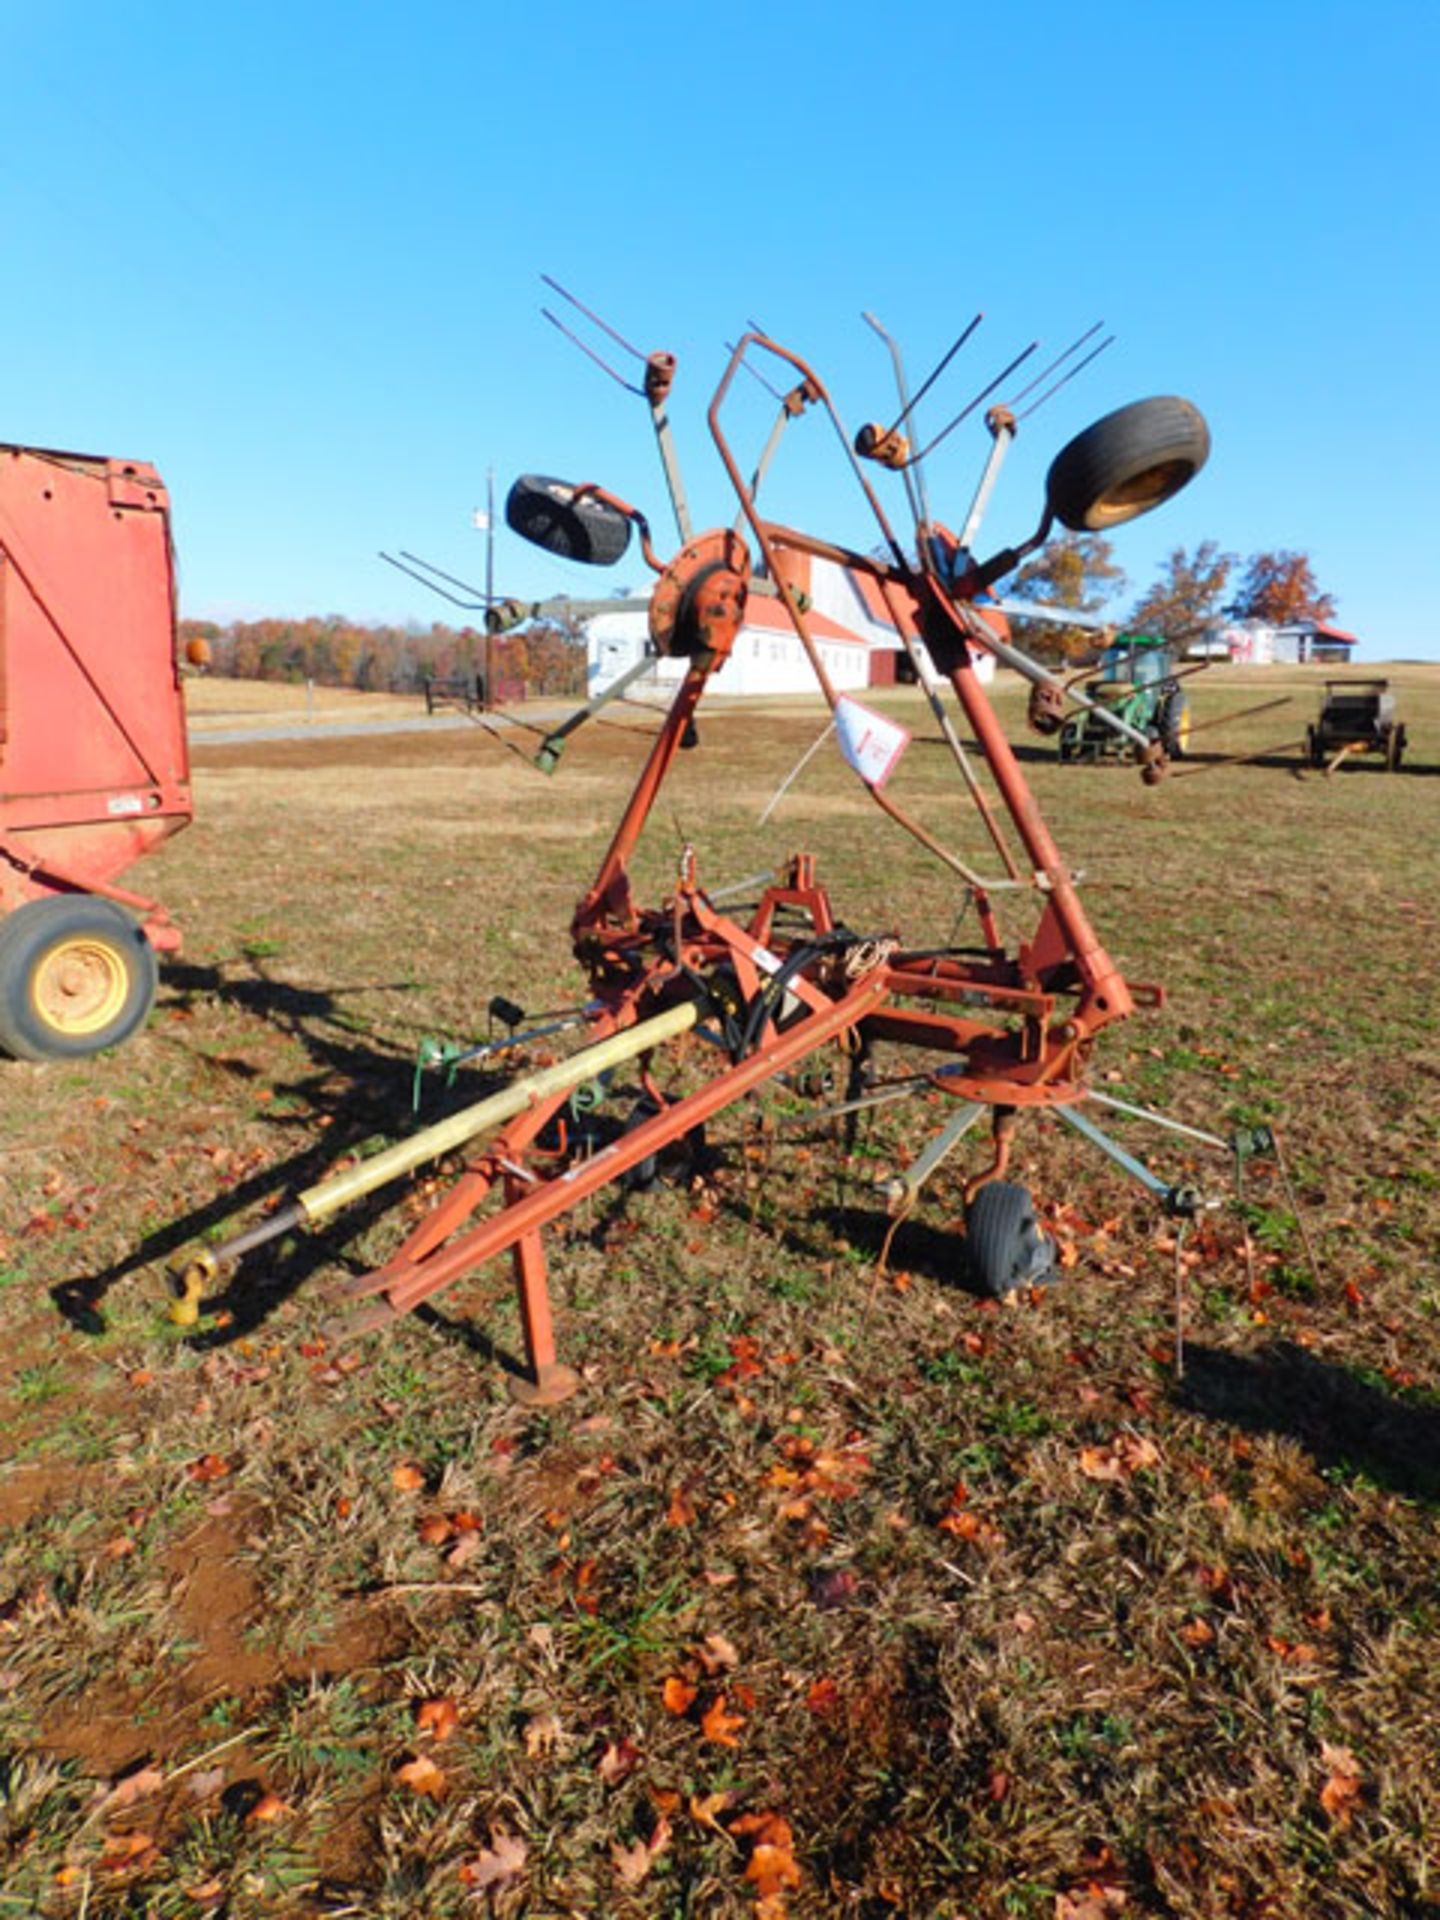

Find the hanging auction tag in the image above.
[{"left": 833, "top": 694, "right": 911, "bottom": 788}]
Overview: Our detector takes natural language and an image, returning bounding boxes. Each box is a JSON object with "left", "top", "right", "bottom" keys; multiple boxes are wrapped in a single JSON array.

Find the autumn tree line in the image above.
[
  {"left": 1006, "top": 540, "right": 1338, "bottom": 661},
  {"left": 177, "top": 614, "right": 587, "bottom": 700},
  {"left": 179, "top": 546, "right": 1338, "bottom": 690}
]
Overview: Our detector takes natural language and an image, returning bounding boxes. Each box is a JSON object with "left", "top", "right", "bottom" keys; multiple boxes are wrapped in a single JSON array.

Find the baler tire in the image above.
[
  {"left": 0, "top": 897, "right": 158, "bottom": 1064},
  {"left": 505, "top": 474, "right": 632, "bottom": 566},
  {"left": 964, "top": 1180, "right": 1056, "bottom": 1298},
  {"left": 1046, "top": 397, "right": 1210, "bottom": 532}
]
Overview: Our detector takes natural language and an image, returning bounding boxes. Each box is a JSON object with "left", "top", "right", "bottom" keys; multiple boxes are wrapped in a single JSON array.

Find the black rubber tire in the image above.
[
  {"left": 505, "top": 474, "right": 632, "bottom": 566},
  {"left": 1386, "top": 728, "right": 1404, "bottom": 771},
  {"left": 964, "top": 1180, "right": 1056, "bottom": 1297},
  {"left": 1307, "top": 726, "right": 1325, "bottom": 769},
  {"left": 0, "top": 896, "right": 159, "bottom": 1063},
  {"left": 1046, "top": 397, "right": 1210, "bottom": 532},
  {"left": 1158, "top": 687, "right": 1190, "bottom": 758}
]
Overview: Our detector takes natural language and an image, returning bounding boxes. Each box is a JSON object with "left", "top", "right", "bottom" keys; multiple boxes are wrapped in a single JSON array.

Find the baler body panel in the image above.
[{"left": 0, "top": 443, "right": 192, "bottom": 926}]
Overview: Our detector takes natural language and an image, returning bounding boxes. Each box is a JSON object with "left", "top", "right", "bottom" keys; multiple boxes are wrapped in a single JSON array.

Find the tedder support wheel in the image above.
[
  {"left": 1046, "top": 397, "right": 1211, "bottom": 532},
  {"left": 0, "top": 896, "right": 159, "bottom": 1063},
  {"left": 505, "top": 474, "right": 632, "bottom": 566},
  {"left": 965, "top": 1180, "right": 1057, "bottom": 1297}
]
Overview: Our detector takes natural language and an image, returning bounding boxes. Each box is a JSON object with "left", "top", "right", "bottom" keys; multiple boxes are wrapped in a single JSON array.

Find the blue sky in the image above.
[{"left": 6, "top": 2, "right": 1437, "bottom": 657}]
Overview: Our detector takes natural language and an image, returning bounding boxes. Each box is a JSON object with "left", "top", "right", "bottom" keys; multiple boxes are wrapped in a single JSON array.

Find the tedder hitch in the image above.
[{"left": 160, "top": 305, "right": 1227, "bottom": 1400}]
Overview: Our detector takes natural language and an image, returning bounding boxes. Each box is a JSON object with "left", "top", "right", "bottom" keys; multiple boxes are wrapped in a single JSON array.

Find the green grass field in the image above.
[{"left": 2, "top": 668, "right": 1437, "bottom": 1917}]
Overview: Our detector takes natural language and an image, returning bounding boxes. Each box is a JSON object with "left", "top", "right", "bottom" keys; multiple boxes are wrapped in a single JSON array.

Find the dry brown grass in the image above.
[{"left": 2, "top": 666, "right": 1438, "bottom": 1917}]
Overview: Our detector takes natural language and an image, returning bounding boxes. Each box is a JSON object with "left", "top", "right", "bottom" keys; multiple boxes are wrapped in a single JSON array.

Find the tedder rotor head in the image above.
[{"left": 648, "top": 529, "right": 751, "bottom": 660}]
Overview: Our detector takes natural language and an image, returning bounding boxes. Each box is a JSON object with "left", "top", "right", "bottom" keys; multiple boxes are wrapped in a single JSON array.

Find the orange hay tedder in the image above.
[{"left": 165, "top": 298, "right": 1248, "bottom": 1401}]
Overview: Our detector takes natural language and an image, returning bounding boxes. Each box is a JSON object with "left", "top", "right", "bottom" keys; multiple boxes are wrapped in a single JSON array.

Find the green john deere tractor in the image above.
[{"left": 1058, "top": 633, "right": 1190, "bottom": 764}]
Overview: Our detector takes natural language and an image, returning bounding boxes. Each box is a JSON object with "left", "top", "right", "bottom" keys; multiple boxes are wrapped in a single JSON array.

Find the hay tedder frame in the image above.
[{"left": 167, "top": 304, "right": 1247, "bottom": 1402}]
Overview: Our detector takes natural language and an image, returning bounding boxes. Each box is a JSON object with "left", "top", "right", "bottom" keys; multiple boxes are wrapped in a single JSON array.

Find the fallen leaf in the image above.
[
  {"left": 394, "top": 1753, "right": 446, "bottom": 1797},
  {"left": 186, "top": 1453, "right": 231, "bottom": 1484},
  {"left": 391, "top": 1462, "right": 425, "bottom": 1492},
  {"left": 696, "top": 1631, "right": 740, "bottom": 1675},
  {"left": 415, "top": 1697, "right": 460, "bottom": 1742},
  {"left": 1319, "top": 1745, "right": 1364, "bottom": 1828},
  {"left": 243, "top": 1791, "right": 289, "bottom": 1824},
  {"left": 700, "top": 1692, "right": 746, "bottom": 1747},
  {"left": 597, "top": 1737, "right": 641, "bottom": 1786},
  {"left": 1056, "top": 1887, "right": 1127, "bottom": 1920},
  {"left": 805, "top": 1675, "right": 840, "bottom": 1714},
  {"left": 446, "top": 1530, "right": 483, "bottom": 1570},
  {"left": 459, "top": 1828, "right": 528, "bottom": 1890},
  {"left": 183, "top": 1877, "right": 225, "bottom": 1903},
  {"left": 612, "top": 1837, "right": 655, "bottom": 1887},
  {"left": 1180, "top": 1617, "right": 1215, "bottom": 1648},
  {"left": 733, "top": 1811, "right": 803, "bottom": 1902},
  {"left": 417, "top": 1515, "right": 454, "bottom": 1546},
  {"left": 808, "top": 1567, "right": 858, "bottom": 1610},
  {"left": 689, "top": 1788, "right": 734, "bottom": 1831},
  {"left": 99, "top": 1830, "right": 159, "bottom": 1871},
  {"left": 662, "top": 1676, "right": 698, "bottom": 1715},
  {"left": 611, "top": 1815, "right": 671, "bottom": 1886},
  {"left": 524, "top": 1711, "right": 562, "bottom": 1758},
  {"left": 101, "top": 1765, "right": 164, "bottom": 1811},
  {"left": 665, "top": 1487, "right": 697, "bottom": 1526}
]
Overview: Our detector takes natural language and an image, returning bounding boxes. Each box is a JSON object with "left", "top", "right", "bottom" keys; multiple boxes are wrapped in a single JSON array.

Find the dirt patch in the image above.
[
  {"left": 37, "top": 1501, "right": 408, "bottom": 1780},
  {"left": 0, "top": 1460, "right": 103, "bottom": 1533}
]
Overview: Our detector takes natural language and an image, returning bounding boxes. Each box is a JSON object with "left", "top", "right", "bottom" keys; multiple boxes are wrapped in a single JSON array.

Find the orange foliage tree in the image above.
[{"left": 1226, "top": 550, "right": 1337, "bottom": 626}]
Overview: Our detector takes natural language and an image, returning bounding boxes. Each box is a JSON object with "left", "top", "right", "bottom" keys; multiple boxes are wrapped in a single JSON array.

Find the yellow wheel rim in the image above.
[{"left": 32, "top": 936, "right": 129, "bottom": 1037}]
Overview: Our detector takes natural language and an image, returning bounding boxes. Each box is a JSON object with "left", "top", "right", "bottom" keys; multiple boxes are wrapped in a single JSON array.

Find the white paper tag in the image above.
[
  {"left": 107, "top": 795, "right": 144, "bottom": 816},
  {"left": 833, "top": 695, "right": 910, "bottom": 788}
]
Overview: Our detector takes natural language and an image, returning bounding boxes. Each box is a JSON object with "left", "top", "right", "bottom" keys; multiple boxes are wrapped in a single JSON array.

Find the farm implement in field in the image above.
[
  {"left": 1306, "top": 678, "right": 1408, "bottom": 773},
  {"left": 165, "top": 300, "right": 1263, "bottom": 1401},
  {"left": 0, "top": 445, "right": 209, "bottom": 1061}
]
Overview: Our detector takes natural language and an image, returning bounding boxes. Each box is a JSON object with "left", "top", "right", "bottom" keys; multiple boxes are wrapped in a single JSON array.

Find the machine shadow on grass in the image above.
[
  {"left": 1177, "top": 1340, "right": 1440, "bottom": 1505},
  {"left": 49, "top": 956, "right": 521, "bottom": 1343}
]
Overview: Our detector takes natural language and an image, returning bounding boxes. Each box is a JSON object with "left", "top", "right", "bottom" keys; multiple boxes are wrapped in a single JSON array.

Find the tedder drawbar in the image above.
[{"left": 165, "top": 300, "right": 1253, "bottom": 1403}]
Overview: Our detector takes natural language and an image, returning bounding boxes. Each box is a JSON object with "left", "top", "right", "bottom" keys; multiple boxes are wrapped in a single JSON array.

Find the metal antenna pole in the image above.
[{"left": 484, "top": 468, "right": 495, "bottom": 711}]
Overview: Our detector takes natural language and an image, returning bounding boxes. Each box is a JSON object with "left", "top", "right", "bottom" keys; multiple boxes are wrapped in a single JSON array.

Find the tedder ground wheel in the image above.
[
  {"left": 1386, "top": 727, "right": 1406, "bottom": 771},
  {"left": 0, "top": 896, "right": 159, "bottom": 1063},
  {"left": 964, "top": 1180, "right": 1057, "bottom": 1298},
  {"left": 1046, "top": 397, "right": 1211, "bottom": 532},
  {"left": 505, "top": 474, "right": 633, "bottom": 566}
]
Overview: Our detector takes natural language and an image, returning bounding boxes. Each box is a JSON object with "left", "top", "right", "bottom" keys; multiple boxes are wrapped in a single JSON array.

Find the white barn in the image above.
[{"left": 584, "top": 551, "right": 997, "bottom": 698}]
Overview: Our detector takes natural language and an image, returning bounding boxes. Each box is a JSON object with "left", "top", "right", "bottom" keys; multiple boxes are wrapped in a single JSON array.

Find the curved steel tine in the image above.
[
  {"left": 541, "top": 308, "right": 646, "bottom": 395},
  {"left": 727, "top": 341, "right": 787, "bottom": 402},
  {"left": 1006, "top": 322, "right": 1105, "bottom": 408},
  {"left": 1016, "top": 336, "right": 1115, "bottom": 421},
  {"left": 398, "top": 551, "right": 489, "bottom": 600},
  {"left": 541, "top": 273, "right": 646, "bottom": 362},
  {"left": 879, "top": 313, "right": 983, "bottom": 437},
  {"left": 379, "top": 551, "right": 485, "bottom": 610},
  {"left": 905, "top": 340, "right": 1039, "bottom": 466}
]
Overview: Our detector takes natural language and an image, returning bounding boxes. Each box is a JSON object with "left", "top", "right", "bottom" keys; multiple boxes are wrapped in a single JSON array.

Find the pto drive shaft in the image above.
[{"left": 166, "top": 1001, "right": 699, "bottom": 1321}]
